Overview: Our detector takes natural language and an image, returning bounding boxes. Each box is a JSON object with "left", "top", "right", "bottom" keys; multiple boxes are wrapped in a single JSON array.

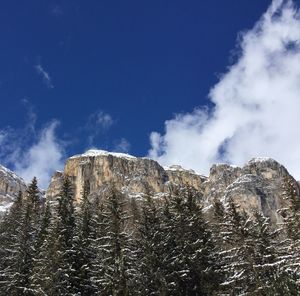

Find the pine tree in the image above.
[
  {"left": 30, "top": 201, "right": 55, "bottom": 295},
  {"left": 217, "top": 199, "right": 295, "bottom": 295},
  {"left": 73, "top": 180, "right": 97, "bottom": 295},
  {"left": 48, "top": 176, "right": 76, "bottom": 295},
  {"left": 210, "top": 197, "right": 226, "bottom": 292},
  {"left": 95, "top": 188, "right": 137, "bottom": 296},
  {"left": 276, "top": 177, "right": 300, "bottom": 292},
  {"left": 250, "top": 210, "right": 298, "bottom": 295},
  {"left": 0, "top": 177, "right": 42, "bottom": 296},
  {"left": 0, "top": 191, "right": 24, "bottom": 295},
  {"left": 90, "top": 195, "right": 106, "bottom": 294},
  {"left": 136, "top": 195, "right": 167, "bottom": 295},
  {"left": 162, "top": 188, "right": 217, "bottom": 295},
  {"left": 218, "top": 199, "right": 254, "bottom": 295}
]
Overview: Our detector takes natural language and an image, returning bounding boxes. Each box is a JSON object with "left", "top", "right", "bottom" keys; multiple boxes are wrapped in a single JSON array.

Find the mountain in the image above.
[
  {"left": 45, "top": 149, "right": 298, "bottom": 224},
  {"left": 0, "top": 149, "right": 297, "bottom": 223},
  {"left": 0, "top": 164, "right": 27, "bottom": 214},
  {"left": 1, "top": 150, "right": 299, "bottom": 295}
]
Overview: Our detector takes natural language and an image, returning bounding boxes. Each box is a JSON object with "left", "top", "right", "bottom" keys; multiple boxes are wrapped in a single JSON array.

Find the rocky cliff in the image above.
[
  {"left": 0, "top": 164, "right": 27, "bottom": 214},
  {"left": 46, "top": 150, "right": 298, "bottom": 223},
  {"left": 0, "top": 149, "right": 296, "bottom": 223},
  {"left": 46, "top": 150, "right": 205, "bottom": 202},
  {"left": 203, "top": 158, "right": 296, "bottom": 223}
]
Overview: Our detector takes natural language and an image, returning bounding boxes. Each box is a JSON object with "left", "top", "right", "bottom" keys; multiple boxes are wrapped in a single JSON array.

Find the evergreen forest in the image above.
[{"left": 0, "top": 176, "right": 300, "bottom": 295}]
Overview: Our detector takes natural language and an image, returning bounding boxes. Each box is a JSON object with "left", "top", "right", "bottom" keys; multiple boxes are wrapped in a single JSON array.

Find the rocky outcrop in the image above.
[
  {"left": 1, "top": 149, "right": 292, "bottom": 225},
  {"left": 0, "top": 165, "right": 27, "bottom": 214},
  {"left": 46, "top": 151, "right": 299, "bottom": 224},
  {"left": 164, "top": 165, "right": 207, "bottom": 191},
  {"left": 46, "top": 150, "right": 206, "bottom": 202},
  {"left": 204, "top": 158, "right": 296, "bottom": 223}
]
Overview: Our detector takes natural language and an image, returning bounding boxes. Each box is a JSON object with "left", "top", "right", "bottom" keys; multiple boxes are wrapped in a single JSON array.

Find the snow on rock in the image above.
[
  {"left": 247, "top": 157, "right": 276, "bottom": 164},
  {"left": 47, "top": 149, "right": 299, "bottom": 225},
  {"left": 204, "top": 157, "right": 297, "bottom": 224},
  {"left": 47, "top": 149, "right": 206, "bottom": 202},
  {"left": 70, "top": 149, "right": 137, "bottom": 160},
  {"left": 0, "top": 164, "right": 27, "bottom": 214}
]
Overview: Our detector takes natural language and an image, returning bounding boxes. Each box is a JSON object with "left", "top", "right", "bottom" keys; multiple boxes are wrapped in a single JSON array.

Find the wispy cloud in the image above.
[
  {"left": 51, "top": 6, "right": 63, "bottom": 16},
  {"left": 149, "top": 0, "right": 300, "bottom": 178},
  {"left": 14, "top": 121, "right": 64, "bottom": 189},
  {"left": 85, "top": 110, "right": 115, "bottom": 146},
  {"left": 0, "top": 102, "right": 64, "bottom": 188},
  {"left": 35, "top": 63, "right": 54, "bottom": 89},
  {"left": 114, "top": 138, "right": 131, "bottom": 153},
  {"left": 94, "top": 111, "right": 114, "bottom": 130}
]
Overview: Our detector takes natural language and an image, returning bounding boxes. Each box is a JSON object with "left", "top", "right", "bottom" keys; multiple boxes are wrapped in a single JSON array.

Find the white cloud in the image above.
[
  {"left": 149, "top": 0, "right": 300, "bottom": 178},
  {"left": 114, "top": 138, "right": 131, "bottom": 153},
  {"left": 0, "top": 105, "right": 64, "bottom": 188},
  {"left": 86, "top": 111, "right": 115, "bottom": 146},
  {"left": 35, "top": 63, "right": 54, "bottom": 89},
  {"left": 14, "top": 121, "right": 64, "bottom": 189},
  {"left": 94, "top": 111, "right": 114, "bottom": 129}
]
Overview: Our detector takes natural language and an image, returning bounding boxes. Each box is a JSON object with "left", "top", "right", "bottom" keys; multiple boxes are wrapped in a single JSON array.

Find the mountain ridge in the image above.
[{"left": 0, "top": 149, "right": 298, "bottom": 224}]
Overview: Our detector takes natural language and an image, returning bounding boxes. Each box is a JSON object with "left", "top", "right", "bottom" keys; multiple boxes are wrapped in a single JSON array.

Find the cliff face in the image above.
[
  {"left": 46, "top": 150, "right": 298, "bottom": 223},
  {"left": 203, "top": 158, "right": 295, "bottom": 223},
  {"left": 46, "top": 150, "right": 205, "bottom": 202},
  {"left": 0, "top": 165, "right": 27, "bottom": 214},
  {"left": 1, "top": 148, "right": 295, "bottom": 224}
]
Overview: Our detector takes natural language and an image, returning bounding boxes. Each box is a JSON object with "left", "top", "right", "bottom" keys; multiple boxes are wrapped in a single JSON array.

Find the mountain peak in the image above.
[{"left": 70, "top": 149, "right": 137, "bottom": 160}]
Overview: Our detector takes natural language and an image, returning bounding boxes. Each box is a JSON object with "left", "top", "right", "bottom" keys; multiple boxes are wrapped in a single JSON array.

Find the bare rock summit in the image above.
[{"left": 46, "top": 150, "right": 298, "bottom": 223}]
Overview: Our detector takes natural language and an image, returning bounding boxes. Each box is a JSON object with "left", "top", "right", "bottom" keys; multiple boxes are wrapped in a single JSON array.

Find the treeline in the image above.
[{"left": 0, "top": 177, "right": 300, "bottom": 295}]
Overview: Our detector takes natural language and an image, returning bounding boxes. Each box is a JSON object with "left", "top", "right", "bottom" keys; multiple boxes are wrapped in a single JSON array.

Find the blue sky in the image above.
[{"left": 2, "top": 0, "right": 300, "bottom": 187}]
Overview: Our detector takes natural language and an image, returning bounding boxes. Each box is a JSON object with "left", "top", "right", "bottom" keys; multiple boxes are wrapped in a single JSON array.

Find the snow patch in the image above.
[
  {"left": 213, "top": 163, "right": 238, "bottom": 169},
  {"left": 247, "top": 157, "right": 275, "bottom": 164},
  {"left": 0, "top": 202, "right": 13, "bottom": 213},
  {"left": 164, "top": 164, "right": 197, "bottom": 174},
  {"left": 0, "top": 164, "right": 26, "bottom": 185},
  {"left": 70, "top": 149, "right": 137, "bottom": 160}
]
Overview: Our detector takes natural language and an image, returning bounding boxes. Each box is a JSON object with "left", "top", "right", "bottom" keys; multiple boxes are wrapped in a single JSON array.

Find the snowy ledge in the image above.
[
  {"left": 0, "top": 164, "right": 26, "bottom": 184},
  {"left": 69, "top": 149, "right": 137, "bottom": 161},
  {"left": 247, "top": 157, "right": 275, "bottom": 164}
]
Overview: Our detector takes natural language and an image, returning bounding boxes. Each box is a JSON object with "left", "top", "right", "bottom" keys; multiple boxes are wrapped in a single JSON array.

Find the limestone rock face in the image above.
[
  {"left": 46, "top": 171, "right": 64, "bottom": 200},
  {"left": 0, "top": 165, "right": 27, "bottom": 214},
  {"left": 45, "top": 150, "right": 206, "bottom": 202},
  {"left": 46, "top": 150, "right": 299, "bottom": 224},
  {"left": 204, "top": 158, "right": 296, "bottom": 223},
  {"left": 165, "top": 165, "right": 207, "bottom": 191},
  {"left": 203, "top": 164, "right": 241, "bottom": 202}
]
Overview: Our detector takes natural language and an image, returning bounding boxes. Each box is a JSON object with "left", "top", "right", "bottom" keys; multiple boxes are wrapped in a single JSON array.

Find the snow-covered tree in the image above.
[
  {"left": 136, "top": 195, "right": 167, "bottom": 295},
  {"left": 0, "top": 177, "right": 42, "bottom": 296},
  {"left": 162, "top": 188, "right": 217, "bottom": 295},
  {"left": 30, "top": 201, "right": 55, "bottom": 295},
  {"left": 73, "top": 180, "right": 97, "bottom": 295},
  {"left": 95, "top": 188, "right": 137, "bottom": 296},
  {"left": 276, "top": 177, "right": 300, "bottom": 292},
  {"left": 0, "top": 191, "right": 24, "bottom": 295},
  {"left": 47, "top": 176, "right": 76, "bottom": 295},
  {"left": 218, "top": 199, "right": 254, "bottom": 294}
]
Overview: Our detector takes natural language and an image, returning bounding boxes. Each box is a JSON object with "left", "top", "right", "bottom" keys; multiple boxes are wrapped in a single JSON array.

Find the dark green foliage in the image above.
[
  {"left": 1, "top": 177, "right": 300, "bottom": 295},
  {"left": 163, "top": 189, "right": 218, "bottom": 295},
  {"left": 136, "top": 195, "right": 167, "bottom": 295},
  {"left": 73, "top": 180, "right": 97, "bottom": 295},
  {"left": 276, "top": 177, "right": 300, "bottom": 293},
  {"left": 95, "top": 188, "right": 137, "bottom": 296},
  {"left": 0, "top": 177, "right": 42, "bottom": 296},
  {"left": 217, "top": 198, "right": 299, "bottom": 295},
  {"left": 0, "top": 191, "right": 25, "bottom": 295},
  {"left": 52, "top": 177, "right": 76, "bottom": 295}
]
